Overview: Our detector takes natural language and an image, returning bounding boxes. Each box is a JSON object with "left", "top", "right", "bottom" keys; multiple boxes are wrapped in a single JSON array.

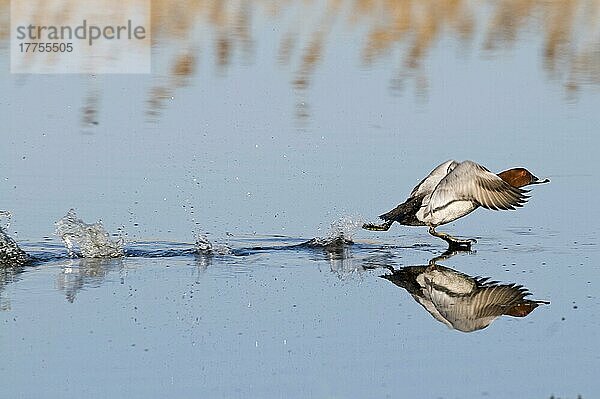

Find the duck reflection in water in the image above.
[{"left": 381, "top": 252, "right": 549, "bottom": 332}]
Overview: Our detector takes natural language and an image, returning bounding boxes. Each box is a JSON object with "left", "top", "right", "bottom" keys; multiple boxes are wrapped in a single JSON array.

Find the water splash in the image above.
[
  {"left": 0, "top": 211, "right": 29, "bottom": 267},
  {"left": 0, "top": 210, "right": 11, "bottom": 231},
  {"left": 329, "top": 215, "right": 364, "bottom": 239},
  {"left": 308, "top": 215, "right": 364, "bottom": 247},
  {"left": 55, "top": 209, "right": 124, "bottom": 258},
  {"left": 194, "top": 233, "right": 213, "bottom": 254},
  {"left": 194, "top": 233, "right": 232, "bottom": 255},
  {"left": 0, "top": 229, "right": 30, "bottom": 267}
]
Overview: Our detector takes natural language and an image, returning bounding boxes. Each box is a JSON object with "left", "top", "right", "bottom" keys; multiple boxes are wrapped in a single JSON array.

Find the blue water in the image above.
[{"left": 1, "top": 1, "right": 599, "bottom": 398}]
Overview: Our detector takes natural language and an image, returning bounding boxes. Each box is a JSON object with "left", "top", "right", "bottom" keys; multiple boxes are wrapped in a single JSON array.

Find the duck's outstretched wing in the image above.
[
  {"left": 426, "top": 160, "right": 529, "bottom": 212},
  {"left": 409, "top": 160, "right": 458, "bottom": 198},
  {"left": 429, "top": 283, "right": 532, "bottom": 332},
  {"left": 374, "top": 160, "right": 458, "bottom": 225}
]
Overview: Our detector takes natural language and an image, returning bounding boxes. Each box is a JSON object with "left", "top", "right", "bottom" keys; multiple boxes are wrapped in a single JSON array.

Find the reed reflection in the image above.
[
  {"left": 382, "top": 252, "right": 548, "bottom": 332},
  {"left": 151, "top": 0, "right": 600, "bottom": 119},
  {"left": 2, "top": 0, "right": 598, "bottom": 124}
]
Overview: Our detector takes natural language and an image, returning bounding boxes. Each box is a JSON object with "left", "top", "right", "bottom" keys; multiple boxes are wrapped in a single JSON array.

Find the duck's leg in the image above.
[
  {"left": 428, "top": 226, "right": 476, "bottom": 250},
  {"left": 425, "top": 257, "right": 438, "bottom": 271},
  {"left": 362, "top": 220, "right": 394, "bottom": 231},
  {"left": 432, "top": 250, "right": 462, "bottom": 263}
]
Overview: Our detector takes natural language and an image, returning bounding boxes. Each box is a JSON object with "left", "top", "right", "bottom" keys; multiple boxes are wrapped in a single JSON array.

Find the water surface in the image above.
[{"left": 1, "top": 1, "right": 599, "bottom": 398}]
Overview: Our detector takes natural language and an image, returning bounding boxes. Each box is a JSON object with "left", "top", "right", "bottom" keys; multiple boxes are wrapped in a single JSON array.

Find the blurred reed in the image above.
[{"left": 2, "top": 0, "right": 598, "bottom": 122}]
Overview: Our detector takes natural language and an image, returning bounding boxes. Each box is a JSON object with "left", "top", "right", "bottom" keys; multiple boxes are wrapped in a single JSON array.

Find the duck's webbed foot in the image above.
[
  {"left": 362, "top": 220, "right": 393, "bottom": 231},
  {"left": 428, "top": 226, "right": 476, "bottom": 251}
]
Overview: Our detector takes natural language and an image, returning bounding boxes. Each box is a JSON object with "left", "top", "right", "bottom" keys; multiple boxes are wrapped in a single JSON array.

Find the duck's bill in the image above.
[{"left": 531, "top": 176, "right": 550, "bottom": 184}]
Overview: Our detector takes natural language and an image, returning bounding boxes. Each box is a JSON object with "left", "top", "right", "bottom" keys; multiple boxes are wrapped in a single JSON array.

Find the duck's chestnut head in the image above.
[{"left": 497, "top": 168, "right": 550, "bottom": 188}]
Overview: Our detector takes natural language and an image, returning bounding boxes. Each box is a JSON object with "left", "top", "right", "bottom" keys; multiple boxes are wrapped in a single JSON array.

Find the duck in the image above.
[
  {"left": 363, "top": 160, "right": 549, "bottom": 249},
  {"left": 381, "top": 255, "right": 548, "bottom": 332}
]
